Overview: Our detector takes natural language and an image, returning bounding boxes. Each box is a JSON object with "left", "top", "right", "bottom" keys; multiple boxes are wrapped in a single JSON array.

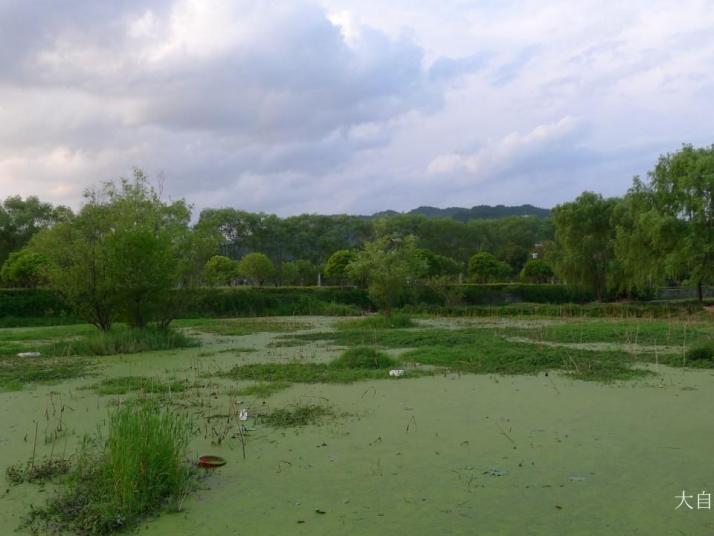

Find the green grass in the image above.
[
  {"left": 221, "top": 362, "right": 421, "bottom": 384},
  {"left": 0, "top": 324, "right": 198, "bottom": 359},
  {"left": 501, "top": 318, "right": 714, "bottom": 348},
  {"left": 0, "top": 356, "right": 90, "bottom": 391},
  {"left": 261, "top": 403, "right": 333, "bottom": 427},
  {"left": 48, "top": 327, "right": 199, "bottom": 357},
  {"left": 24, "top": 402, "right": 195, "bottom": 535},
  {"left": 337, "top": 313, "right": 416, "bottom": 330},
  {"left": 279, "top": 327, "right": 650, "bottom": 382},
  {"left": 177, "top": 318, "right": 311, "bottom": 336},
  {"left": 86, "top": 376, "right": 190, "bottom": 395},
  {"left": 233, "top": 381, "right": 292, "bottom": 398}
]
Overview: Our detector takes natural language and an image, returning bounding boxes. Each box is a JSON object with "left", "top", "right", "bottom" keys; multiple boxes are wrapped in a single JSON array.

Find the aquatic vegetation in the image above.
[
  {"left": 47, "top": 327, "right": 199, "bottom": 356},
  {"left": 261, "top": 403, "right": 333, "bottom": 427},
  {"left": 233, "top": 381, "right": 292, "bottom": 398},
  {"left": 221, "top": 362, "right": 425, "bottom": 385},
  {"left": 178, "top": 317, "right": 311, "bottom": 336},
  {"left": 281, "top": 327, "right": 650, "bottom": 382},
  {"left": 0, "top": 356, "right": 89, "bottom": 391},
  {"left": 86, "top": 376, "right": 190, "bottom": 395},
  {"left": 6, "top": 457, "right": 71, "bottom": 485},
  {"left": 24, "top": 402, "right": 195, "bottom": 535}
]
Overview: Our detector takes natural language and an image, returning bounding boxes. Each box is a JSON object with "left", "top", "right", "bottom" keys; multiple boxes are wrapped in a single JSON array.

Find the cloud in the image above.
[
  {"left": 1, "top": 0, "right": 714, "bottom": 215},
  {"left": 427, "top": 116, "right": 581, "bottom": 178}
]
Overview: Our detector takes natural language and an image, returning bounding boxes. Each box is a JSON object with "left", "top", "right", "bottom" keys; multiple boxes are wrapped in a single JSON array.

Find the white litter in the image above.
[
  {"left": 389, "top": 369, "right": 405, "bottom": 377},
  {"left": 239, "top": 408, "right": 248, "bottom": 421},
  {"left": 17, "top": 352, "right": 41, "bottom": 358}
]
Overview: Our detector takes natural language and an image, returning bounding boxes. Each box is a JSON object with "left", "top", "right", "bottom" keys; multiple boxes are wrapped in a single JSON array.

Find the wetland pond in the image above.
[{"left": 1, "top": 315, "right": 713, "bottom": 535}]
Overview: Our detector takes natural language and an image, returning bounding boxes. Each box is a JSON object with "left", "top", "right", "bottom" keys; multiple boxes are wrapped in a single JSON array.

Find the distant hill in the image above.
[{"left": 370, "top": 204, "right": 550, "bottom": 221}]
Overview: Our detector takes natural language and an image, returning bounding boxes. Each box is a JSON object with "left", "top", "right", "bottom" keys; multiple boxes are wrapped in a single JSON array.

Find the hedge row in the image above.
[
  {"left": 0, "top": 284, "right": 667, "bottom": 325},
  {"left": 420, "top": 283, "right": 593, "bottom": 305},
  {"left": 401, "top": 301, "right": 709, "bottom": 319}
]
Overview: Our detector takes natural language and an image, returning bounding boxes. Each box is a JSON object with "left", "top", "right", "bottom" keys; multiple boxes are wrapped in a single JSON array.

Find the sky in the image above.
[{"left": 0, "top": 0, "right": 713, "bottom": 216}]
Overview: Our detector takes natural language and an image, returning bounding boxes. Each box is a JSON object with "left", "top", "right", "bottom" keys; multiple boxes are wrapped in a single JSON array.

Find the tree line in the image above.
[{"left": 0, "top": 143, "right": 712, "bottom": 327}]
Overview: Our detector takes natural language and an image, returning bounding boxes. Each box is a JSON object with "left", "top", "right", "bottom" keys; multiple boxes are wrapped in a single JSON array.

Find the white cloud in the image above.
[
  {"left": 427, "top": 116, "right": 580, "bottom": 177},
  {"left": 1, "top": 0, "right": 713, "bottom": 214}
]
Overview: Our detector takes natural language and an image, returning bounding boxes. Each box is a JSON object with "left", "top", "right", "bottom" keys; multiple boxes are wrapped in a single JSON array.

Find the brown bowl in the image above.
[{"left": 198, "top": 455, "right": 227, "bottom": 469}]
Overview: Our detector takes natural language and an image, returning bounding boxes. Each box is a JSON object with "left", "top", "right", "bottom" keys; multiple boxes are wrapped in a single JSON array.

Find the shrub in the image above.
[{"left": 686, "top": 344, "right": 714, "bottom": 361}]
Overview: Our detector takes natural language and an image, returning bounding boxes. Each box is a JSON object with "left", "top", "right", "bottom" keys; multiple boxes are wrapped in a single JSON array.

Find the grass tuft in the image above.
[
  {"left": 48, "top": 327, "right": 198, "bottom": 357},
  {"left": 24, "top": 402, "right": 195, "bottom": 535},
  {"left": 331, "top": 346, "right": 397, "bottom": 369},
  {"left": 261, "top": 403, "right": 332, "bottom": 427}
]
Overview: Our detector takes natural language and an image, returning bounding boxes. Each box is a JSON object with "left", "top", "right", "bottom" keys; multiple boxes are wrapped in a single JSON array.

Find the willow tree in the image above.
[
  {"left": 616, "top": 144, "right": 714, "bottom": 301},
  {"left": 549, "top": 192, "right": 619, "bottom": 300}
]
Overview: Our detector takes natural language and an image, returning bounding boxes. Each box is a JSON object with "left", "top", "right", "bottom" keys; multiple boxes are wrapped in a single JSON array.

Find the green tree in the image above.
[
  {"left": 31, "top": 171, "right": 214, "bottom": 330},
  {"left": 615, "top": 144, "right": 714, "bottom": 301},
  {"left": 238, "top": 252, "right": 274, "bottom": 286},
  {"left": 0, "top": 250, "right": 49, "bottom": 288},
  {"left": 0, "top": 195, "right": 71, "bottom": 266},
  {"left": 416, "top": 248, "right": 462, "bottom": 277},
  {"left": 468, "top": 252, "right": 511, "bottom": 283},
  {"left": 203, "top": 255, "right": 239, "bottom": 286},
  {"left": 324, "top": 249, "right": 357, "bottom": 284},
  {"left": 549, "top": 192, "right": 618, "bottom": 299},
  {"left": 519, "top": 258, "right": 554, "bottom": 284},
  {"left": 278, "top": 261, "right": 300, "bottom": 286},
  {"left": 347, "top": 234, "right": 427, "bottom": 314}
]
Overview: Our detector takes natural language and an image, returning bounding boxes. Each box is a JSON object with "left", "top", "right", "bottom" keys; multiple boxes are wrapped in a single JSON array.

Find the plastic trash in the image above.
[
  {"left": 239, "top": 408, "right": 248, "bottom": 421},
  {"left": 17, "top": 352, "right": 41, "bottom": 358},
  {"left": 389, "top": 369, "right": 405, "bottom": 377}
]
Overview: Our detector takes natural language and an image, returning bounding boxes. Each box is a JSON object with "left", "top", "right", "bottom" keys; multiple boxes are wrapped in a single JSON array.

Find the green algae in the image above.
[{"left": 2, "top": 315, "right": 714, "bottom": 535}]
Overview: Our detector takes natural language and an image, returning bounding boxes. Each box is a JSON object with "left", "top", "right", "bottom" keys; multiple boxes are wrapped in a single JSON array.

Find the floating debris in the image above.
[
  {"left": 483, "top": 468, "right": 508, "bottom": 477},
  {"left": 239, "top": 408, "right": 248, "bottom": 421},
  {"left": 17, "top": 352, "right": 41, "bottom": 358},
  {"left": 389, "top": 369, "right": 405, "bottom": 377}
]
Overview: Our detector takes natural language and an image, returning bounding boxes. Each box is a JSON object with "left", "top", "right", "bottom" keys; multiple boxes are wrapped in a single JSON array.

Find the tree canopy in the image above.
[
  {"left": 30, "top": 171, "right": 215, "bottom": 330},
  {"left": 347, "top": 234, "right": 427, "bottom": 314}
]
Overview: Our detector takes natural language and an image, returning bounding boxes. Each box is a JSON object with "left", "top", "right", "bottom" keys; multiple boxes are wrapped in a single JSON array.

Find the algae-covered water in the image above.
[{"left": 1, "top": 317, "right": 713, "bottom": 535}]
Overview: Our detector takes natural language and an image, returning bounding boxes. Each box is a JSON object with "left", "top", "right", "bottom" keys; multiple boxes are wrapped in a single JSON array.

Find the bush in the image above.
[
  {"left": 24, "top": 403, "right": 195, "bottom": 535},
  {"left": 331, "top": 346, "right": 397, "bottom": 369},
  {"left": 0, "top": 250, "right": 49, "bottom": 288},
  {"left": 686, "top": 344, "right": 714, "bottom": 361}
]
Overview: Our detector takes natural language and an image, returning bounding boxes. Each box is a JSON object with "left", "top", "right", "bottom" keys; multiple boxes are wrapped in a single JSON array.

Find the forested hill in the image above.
[{"left": 370, "top": 204, "right": 550, "bottom": 221}]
